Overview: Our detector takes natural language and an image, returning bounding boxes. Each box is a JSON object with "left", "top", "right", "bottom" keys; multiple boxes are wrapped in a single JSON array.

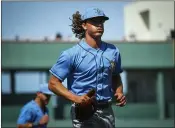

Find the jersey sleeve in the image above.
[
  {"left": 113, "top": 51, "right": 123, "bottom": 75},
  {"left": 49, "top": 51, "right": 72, "bottom": 81},
  {"left": 17, "top": 108, "right": 33, "bottom": 124}
]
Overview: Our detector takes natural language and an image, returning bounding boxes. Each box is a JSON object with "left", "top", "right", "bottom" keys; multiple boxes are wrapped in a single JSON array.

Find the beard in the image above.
[{"left": 88, "top": 30, "right": 103, "bottom": 39}]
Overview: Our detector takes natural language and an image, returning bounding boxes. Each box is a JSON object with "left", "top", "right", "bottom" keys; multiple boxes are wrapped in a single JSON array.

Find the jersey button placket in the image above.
[{"left": 97, "top": 50, "right": 103, "bottom": 100}]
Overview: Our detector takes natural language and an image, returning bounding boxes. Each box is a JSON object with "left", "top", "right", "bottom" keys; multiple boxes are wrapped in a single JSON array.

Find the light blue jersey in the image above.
[
  {"left": 17, "top": 100, "right": 48, "bottom": 128},
  {"left": 50, "top": 40, "right": 123, "bottom": 102}
]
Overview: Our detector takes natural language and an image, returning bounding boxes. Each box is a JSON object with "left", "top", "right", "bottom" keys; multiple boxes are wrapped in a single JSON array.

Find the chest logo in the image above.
[
  {"left": 110, "top": 60, "right": 116, "bottom": 71},
  {"left": 105, "top": 57, "right": 116, "bottom": 72}
]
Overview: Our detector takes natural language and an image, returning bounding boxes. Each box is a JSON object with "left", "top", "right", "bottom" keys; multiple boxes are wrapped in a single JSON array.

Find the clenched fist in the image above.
[
  {"left": 39, "top": 114, "right": 49, "bottom": 125},
  {"left": 114, "top": 92, "right": 126, "bottom": 107}
]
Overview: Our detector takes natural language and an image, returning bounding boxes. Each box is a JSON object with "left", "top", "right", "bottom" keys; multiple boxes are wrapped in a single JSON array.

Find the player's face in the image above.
[
  {"left": 82, "top": 17, "right": 105, "bottom": 39},
  {"left": 39, "top": 93, "right": 51, "bottom": 105}
]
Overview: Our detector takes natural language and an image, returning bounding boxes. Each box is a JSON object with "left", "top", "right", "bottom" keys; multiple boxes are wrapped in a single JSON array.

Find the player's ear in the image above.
[{"left": 82, "top": 22, "right": 87, "bottom": 31}]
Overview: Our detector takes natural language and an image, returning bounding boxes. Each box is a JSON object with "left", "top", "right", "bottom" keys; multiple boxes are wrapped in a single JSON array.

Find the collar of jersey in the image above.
[{"left": 79, "top": 39, "right": 106, "bottom": 53}]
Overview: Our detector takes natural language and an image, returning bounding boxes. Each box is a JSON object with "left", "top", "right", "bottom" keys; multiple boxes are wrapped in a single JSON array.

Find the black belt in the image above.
[{"left": 96, "top": 101, "right": 111, "bottom": 109}]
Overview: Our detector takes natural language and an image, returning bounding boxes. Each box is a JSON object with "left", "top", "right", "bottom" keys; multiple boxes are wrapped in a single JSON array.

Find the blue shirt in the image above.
[
  {"left": 17, "top": 100, "right": 49, "bottom": 128},
  {"left": 50, "top": 40, "right": 123, "bottom": 101}
]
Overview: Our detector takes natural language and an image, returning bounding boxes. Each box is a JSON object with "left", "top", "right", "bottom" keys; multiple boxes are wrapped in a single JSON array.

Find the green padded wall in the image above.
[{"left": 2, "top": 41, "right": 174, "bottom": 69}]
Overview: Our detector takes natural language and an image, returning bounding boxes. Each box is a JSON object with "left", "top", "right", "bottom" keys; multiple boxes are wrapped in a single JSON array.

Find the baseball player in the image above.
[
  {"left": 17, "top": 83, "right": 55, "bottom": 128},
  {"left": 49, "top": 7, "right": 126, "bottom": 128}
]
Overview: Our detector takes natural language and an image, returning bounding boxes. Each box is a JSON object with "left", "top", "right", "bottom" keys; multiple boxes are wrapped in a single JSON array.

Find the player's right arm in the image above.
[
  {"left": 17, "top": 114, "right": 49, "bottom": 128},
  {"left": 49, "top": 51, "right": 90, "bottom": 104},
  {"left": 17, "top": 123, "right": 33, "bottom": 128},
  {"left": 49, "top": 75, "right": 90, "bottom": 104},
  {"left": 17, "top": 108, "right": 34, "bottom": 128}
]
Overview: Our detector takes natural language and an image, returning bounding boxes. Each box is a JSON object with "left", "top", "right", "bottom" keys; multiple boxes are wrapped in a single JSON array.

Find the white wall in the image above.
[
  {"left": 124, "top": 1, "right": 174, "bottom": 41},
  {"left": 150, "top": 2, "right": 174, "bottom": 40}
]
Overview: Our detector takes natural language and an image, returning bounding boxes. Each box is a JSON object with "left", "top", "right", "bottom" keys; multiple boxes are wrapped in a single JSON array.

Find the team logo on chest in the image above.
[
  {"left": 104, "top": 57, "right": 116, "bottom": 72},
  {"left": 110, "top": 60, "right": 116, "bottom": 72}
]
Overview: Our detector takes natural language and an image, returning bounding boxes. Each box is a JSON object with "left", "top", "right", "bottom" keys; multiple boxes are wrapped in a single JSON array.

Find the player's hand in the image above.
[
  {"left": 74, "top": 94, "right": 91, "bottom": 105},
  {"left": 74, "top": 90, "right": 96, "bottom": 121},
  {"left": 114, "top": 92, "right": 126, "bottom": 107},
  {"left": 39, "top": 114, "right": 49, "bottom": 125}
]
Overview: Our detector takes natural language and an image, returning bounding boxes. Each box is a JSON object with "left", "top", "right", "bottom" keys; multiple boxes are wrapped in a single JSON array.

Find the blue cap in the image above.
[
  {"left": 81, "top": 8, "right": 109, "bottom": 21},
  {"left": 38, "top": 83, "right": 55, "bottom": 95}
]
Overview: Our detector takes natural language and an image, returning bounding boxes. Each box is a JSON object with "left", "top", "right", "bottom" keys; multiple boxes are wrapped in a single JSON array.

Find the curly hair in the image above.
[{"left": 70, "top": 11, "right": 85, "bottom": 40}]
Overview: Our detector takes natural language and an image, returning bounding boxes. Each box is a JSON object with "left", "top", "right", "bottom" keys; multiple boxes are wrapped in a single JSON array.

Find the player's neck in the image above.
[
  {"left": 35, "top": 97, "right": 45, "bottom": 109},
  {"left": 85, "top": 35, "right": 101, "bottom": 49}
]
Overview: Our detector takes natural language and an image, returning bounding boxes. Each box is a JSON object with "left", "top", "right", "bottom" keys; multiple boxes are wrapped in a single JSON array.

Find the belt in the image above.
[{"left": 96, "top": 101, "right": 112, "bottom": 109}]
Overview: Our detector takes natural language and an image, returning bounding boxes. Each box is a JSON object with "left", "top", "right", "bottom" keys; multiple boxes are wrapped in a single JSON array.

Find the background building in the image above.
[{"left": 124, "top": 1, "right": 174, "bottom": 41}]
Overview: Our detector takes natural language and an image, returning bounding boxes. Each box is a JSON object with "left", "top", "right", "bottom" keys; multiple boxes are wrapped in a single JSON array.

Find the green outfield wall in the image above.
[{"left": 2, "top": 41, "right": 174, "bottom": 69}]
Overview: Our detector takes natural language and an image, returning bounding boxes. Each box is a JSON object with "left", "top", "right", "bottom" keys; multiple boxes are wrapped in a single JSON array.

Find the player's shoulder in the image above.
[
  {"left": 61, "top": 41, "right": 83, "bottom": 56},
  {"left": 103, "top": 41, "right": 120, "bottom": 52},
  {"left": 66, "top": 43, "right": 80, "bottom": 52},
  {"left": 26, "top": 100, "right": 37, "bottom": 108},
  {"left": 20, "top": 100, "right": 35, "bottom": 112}
]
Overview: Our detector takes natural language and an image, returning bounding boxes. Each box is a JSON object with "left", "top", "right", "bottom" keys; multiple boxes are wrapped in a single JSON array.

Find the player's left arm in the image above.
[
  {"left": 112, "top": 50, "right": 126, "bottom": 107},
  {"left": 44, "top": 107, "right": 49, "bottom": 115},
  {"left": 112, "top": 74, "right": 126, "bottom": 107}
]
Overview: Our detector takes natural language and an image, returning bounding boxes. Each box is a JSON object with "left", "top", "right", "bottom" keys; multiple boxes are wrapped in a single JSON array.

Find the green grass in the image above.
[{"left": 2, "top": 119, "right": 174, "bottom": 128}]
